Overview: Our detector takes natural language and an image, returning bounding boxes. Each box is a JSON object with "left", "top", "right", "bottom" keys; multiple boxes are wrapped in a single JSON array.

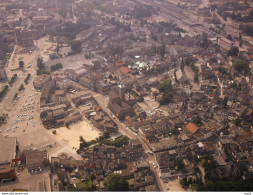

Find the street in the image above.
[{"left": 94, "top": 93, "right": 165, "bottom": 191}]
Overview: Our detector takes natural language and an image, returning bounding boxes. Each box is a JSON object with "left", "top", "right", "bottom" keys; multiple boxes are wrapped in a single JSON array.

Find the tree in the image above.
[
  {"left": 73, "top": 181, "right": 96, "bottom": 191},
  {"left": 228, "top": 46, "right": 239, "bottom": 57},
  {"left": 159, "top": 44, "right": 166, "bottom": 60},
  {"left": 37, "top": 57, "right": 45, "bottom": 75},
  {"left": 158, "top": 79, "right": 173, "bottom": 105},
  {"left": 233, "top": 59, "right": 250, "bottom": 75},
  {"left": 19, "top": 61, "right": 24, "bottom": 69},
  {"left": 226, "top": 34, "right": 233, "bottom": 41},
  {"left": 234, "top": 118, "right": 242, "bottom": 126},
  {"left": 104, "top": 173, "right": 129, "bottom": 191},
  {"left": 158, "top": 79, "right": 172, "bottom": 93},
  {"left": 194, "top": 73, "right": 199, "bottom": 83},
  {"left": 222, "top": 96, "right": 228, "bottom": 108},
  {"left": 69, "top": 40, "right": 82, "bottom": 54},
  {"left": 18, "top": 84, "right": 24, "bottom": 91},
  {"left": 218, "top": 67, "right": 227, "bottom": 75},
  {"left": 90, "top": 174, "right": 96, "bottom": 182}
]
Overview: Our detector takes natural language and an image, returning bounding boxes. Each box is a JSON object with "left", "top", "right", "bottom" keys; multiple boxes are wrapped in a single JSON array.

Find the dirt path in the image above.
[{"left": 198, "top": 163, "right": 205, "bottom": 184}]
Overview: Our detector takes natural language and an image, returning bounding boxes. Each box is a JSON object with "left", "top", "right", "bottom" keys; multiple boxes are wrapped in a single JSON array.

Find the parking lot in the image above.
[
  {"left": 0, "top": 168, "right": 51, "bottom": 192},
  {"left": 0, "top": 39, "right": 60, "bottom": 153}
]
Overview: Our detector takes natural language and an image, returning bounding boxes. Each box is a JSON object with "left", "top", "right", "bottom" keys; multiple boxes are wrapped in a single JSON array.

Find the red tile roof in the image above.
[
  {"left": 118, "top": 66, "right": 131, "bottom": 75},
  {"left": 185, "top": 123, "right": 199, "bottom": 134},
  {"left": 115, "top": 60, "right": 126, "bottom": 67}
]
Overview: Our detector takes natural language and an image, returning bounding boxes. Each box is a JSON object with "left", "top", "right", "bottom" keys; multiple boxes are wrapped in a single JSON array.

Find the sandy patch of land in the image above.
[
  {"left": 11, "top": 52, "right": 35, "bottom": 70},
  {"left": 40, "top": 40, "right": 57, "bottom": 61},
  {"left": 165, "top": 179, "right": 186, "bottom": 192},
  {"left": 49, "top": 120, "right": 102, "bottom": 149}
]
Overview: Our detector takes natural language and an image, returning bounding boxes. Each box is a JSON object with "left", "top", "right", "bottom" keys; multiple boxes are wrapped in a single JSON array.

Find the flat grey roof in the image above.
[{"left": 0, "top": 137, "right": 17, "bottom": 164}]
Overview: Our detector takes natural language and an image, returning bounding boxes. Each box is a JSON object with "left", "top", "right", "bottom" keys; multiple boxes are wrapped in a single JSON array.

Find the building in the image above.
[
  {"left": 14, "top": 27, "right": 34, "bottom": 48},
  {"left": 227, "top": 17, "right": 240, "bottom": 29},
  {"left": 108, "top": 85, "right": 135, "bottom": 120},
  {"left": 185, "top": 122, "right": 199, "bottom": 134},
  {"left": 218, "top": 37, "right": 233, "bottom": 51},
  {"left": 0, "top": 137, "right": 18, "bottom": 184},
  {"left": 64, "top": 69, "right": 79, "bottom": 82},
  {"left": 0, "top": 68, "right": 8, "bottom": 81},
  {"left": 40, "top": 80, "right": 56, "bottom": 104},
  {"left": 40, "top": 105, "right": 66, "bottom": 129},
  {"left": 21, "top": 150, "right": 49, "bottom": 173},
  {"left": 33, "top": 74, "right": 51, "bottom": 89},
  {"left": 96, "top": 81, "right": 111, "bottom": 94},
  {"left": 114, "top": 60, "right": 126, "bottom": 69}
]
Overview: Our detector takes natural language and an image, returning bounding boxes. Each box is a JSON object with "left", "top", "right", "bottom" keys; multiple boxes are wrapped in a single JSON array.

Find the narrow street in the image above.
[
  {"left": 94, "top": 93, "right": 165, "bottom": 191},
  {"left": 198, "top": 163, "right": 206, "bottom": 184}
]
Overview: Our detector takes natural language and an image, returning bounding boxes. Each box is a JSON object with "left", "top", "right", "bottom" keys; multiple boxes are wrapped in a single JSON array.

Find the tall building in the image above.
[
  {"left": 14, "top": 27, "right": 34, "bottom": 48},
  {"left": 0, "top": 68, "right": 8, "bottom": 81},
  {"left": 0, "top": 137, "right": 18, "bottom": 184},
  {"left": 108, "top": 85, "right": 135, "bottom": 120}
]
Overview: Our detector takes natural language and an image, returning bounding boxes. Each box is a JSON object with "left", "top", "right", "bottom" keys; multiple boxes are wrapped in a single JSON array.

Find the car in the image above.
[{"left": 72, "top": 177, "right": 77, "bottom": 180}]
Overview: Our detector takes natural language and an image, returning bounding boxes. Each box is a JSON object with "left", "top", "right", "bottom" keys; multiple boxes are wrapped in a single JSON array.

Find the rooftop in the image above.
[
  {"left": 0, "top": 137, "right": 17, "bottom": 164},
  {"left": 185, "top": 123, "right": 199, "bottom": 134},
  {"left": 24, "top": 150, "right": 48, "bottom": 166},
  {"left": 118, "top": 66, "right": 131, "bottom": 75}
]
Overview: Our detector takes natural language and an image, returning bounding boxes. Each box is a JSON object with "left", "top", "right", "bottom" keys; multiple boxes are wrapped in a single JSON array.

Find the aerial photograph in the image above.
[{"left": 0, "top": 0, "right": 253, "bottom": 192}]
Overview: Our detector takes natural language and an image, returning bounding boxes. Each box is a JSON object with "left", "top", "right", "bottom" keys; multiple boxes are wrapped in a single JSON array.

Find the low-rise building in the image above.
[
  {"left": 64, "top": 69, "right": 79, "bottom": 82},
  {"left": 21, "top": 150, "right": 49, "bottom": 174},
  {"left": 33, "top": 74, "right": 51, "bottom": 89},
  {"left": 218, "top": 37, "right": 233, "bottom": 51}
]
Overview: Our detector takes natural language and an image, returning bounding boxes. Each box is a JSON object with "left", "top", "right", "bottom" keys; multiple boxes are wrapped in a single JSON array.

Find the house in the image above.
[
  {"left": 115, "top": 66, "right": 132, "bottom": 79},
  {"left": 185, "top": 123, "right": 199, "bottom": 134},
  {"left": 64, "top": 69, "right": 79, "bottom": 82},
  {"left": 114, "top": 60, "right": 126, "bottom": 69},
  {"left": 135, "top": 161, "right": 150, "bottom": 171},
  {"left": 218, "top": 37, "right": 233, "bottom": 51}
]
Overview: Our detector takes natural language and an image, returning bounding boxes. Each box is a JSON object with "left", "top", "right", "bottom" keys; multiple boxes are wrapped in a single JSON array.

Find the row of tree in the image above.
[
  {"left": 37, "top": 57, "right": 50, "bottom": 75},
  {"left": 77, "top": 132, "right": 110, "bottom": 153},
  {"left": 0, "top": 85, "right": 8, "bottom": 100},
  {"left": 158, "top": 79, "right": 173, "bottom": 105},
  {"left": 73, "top": 173, "right": 129, "bottom": 191},
  {"left": 8, "top": 74, "right": 17, "bottom": 85},
  {"left": 50, "top": 63, "right": 63, "bottom": 71},
  {"left": 24, "top": 74, "right": 31, "bottom": 84}
]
